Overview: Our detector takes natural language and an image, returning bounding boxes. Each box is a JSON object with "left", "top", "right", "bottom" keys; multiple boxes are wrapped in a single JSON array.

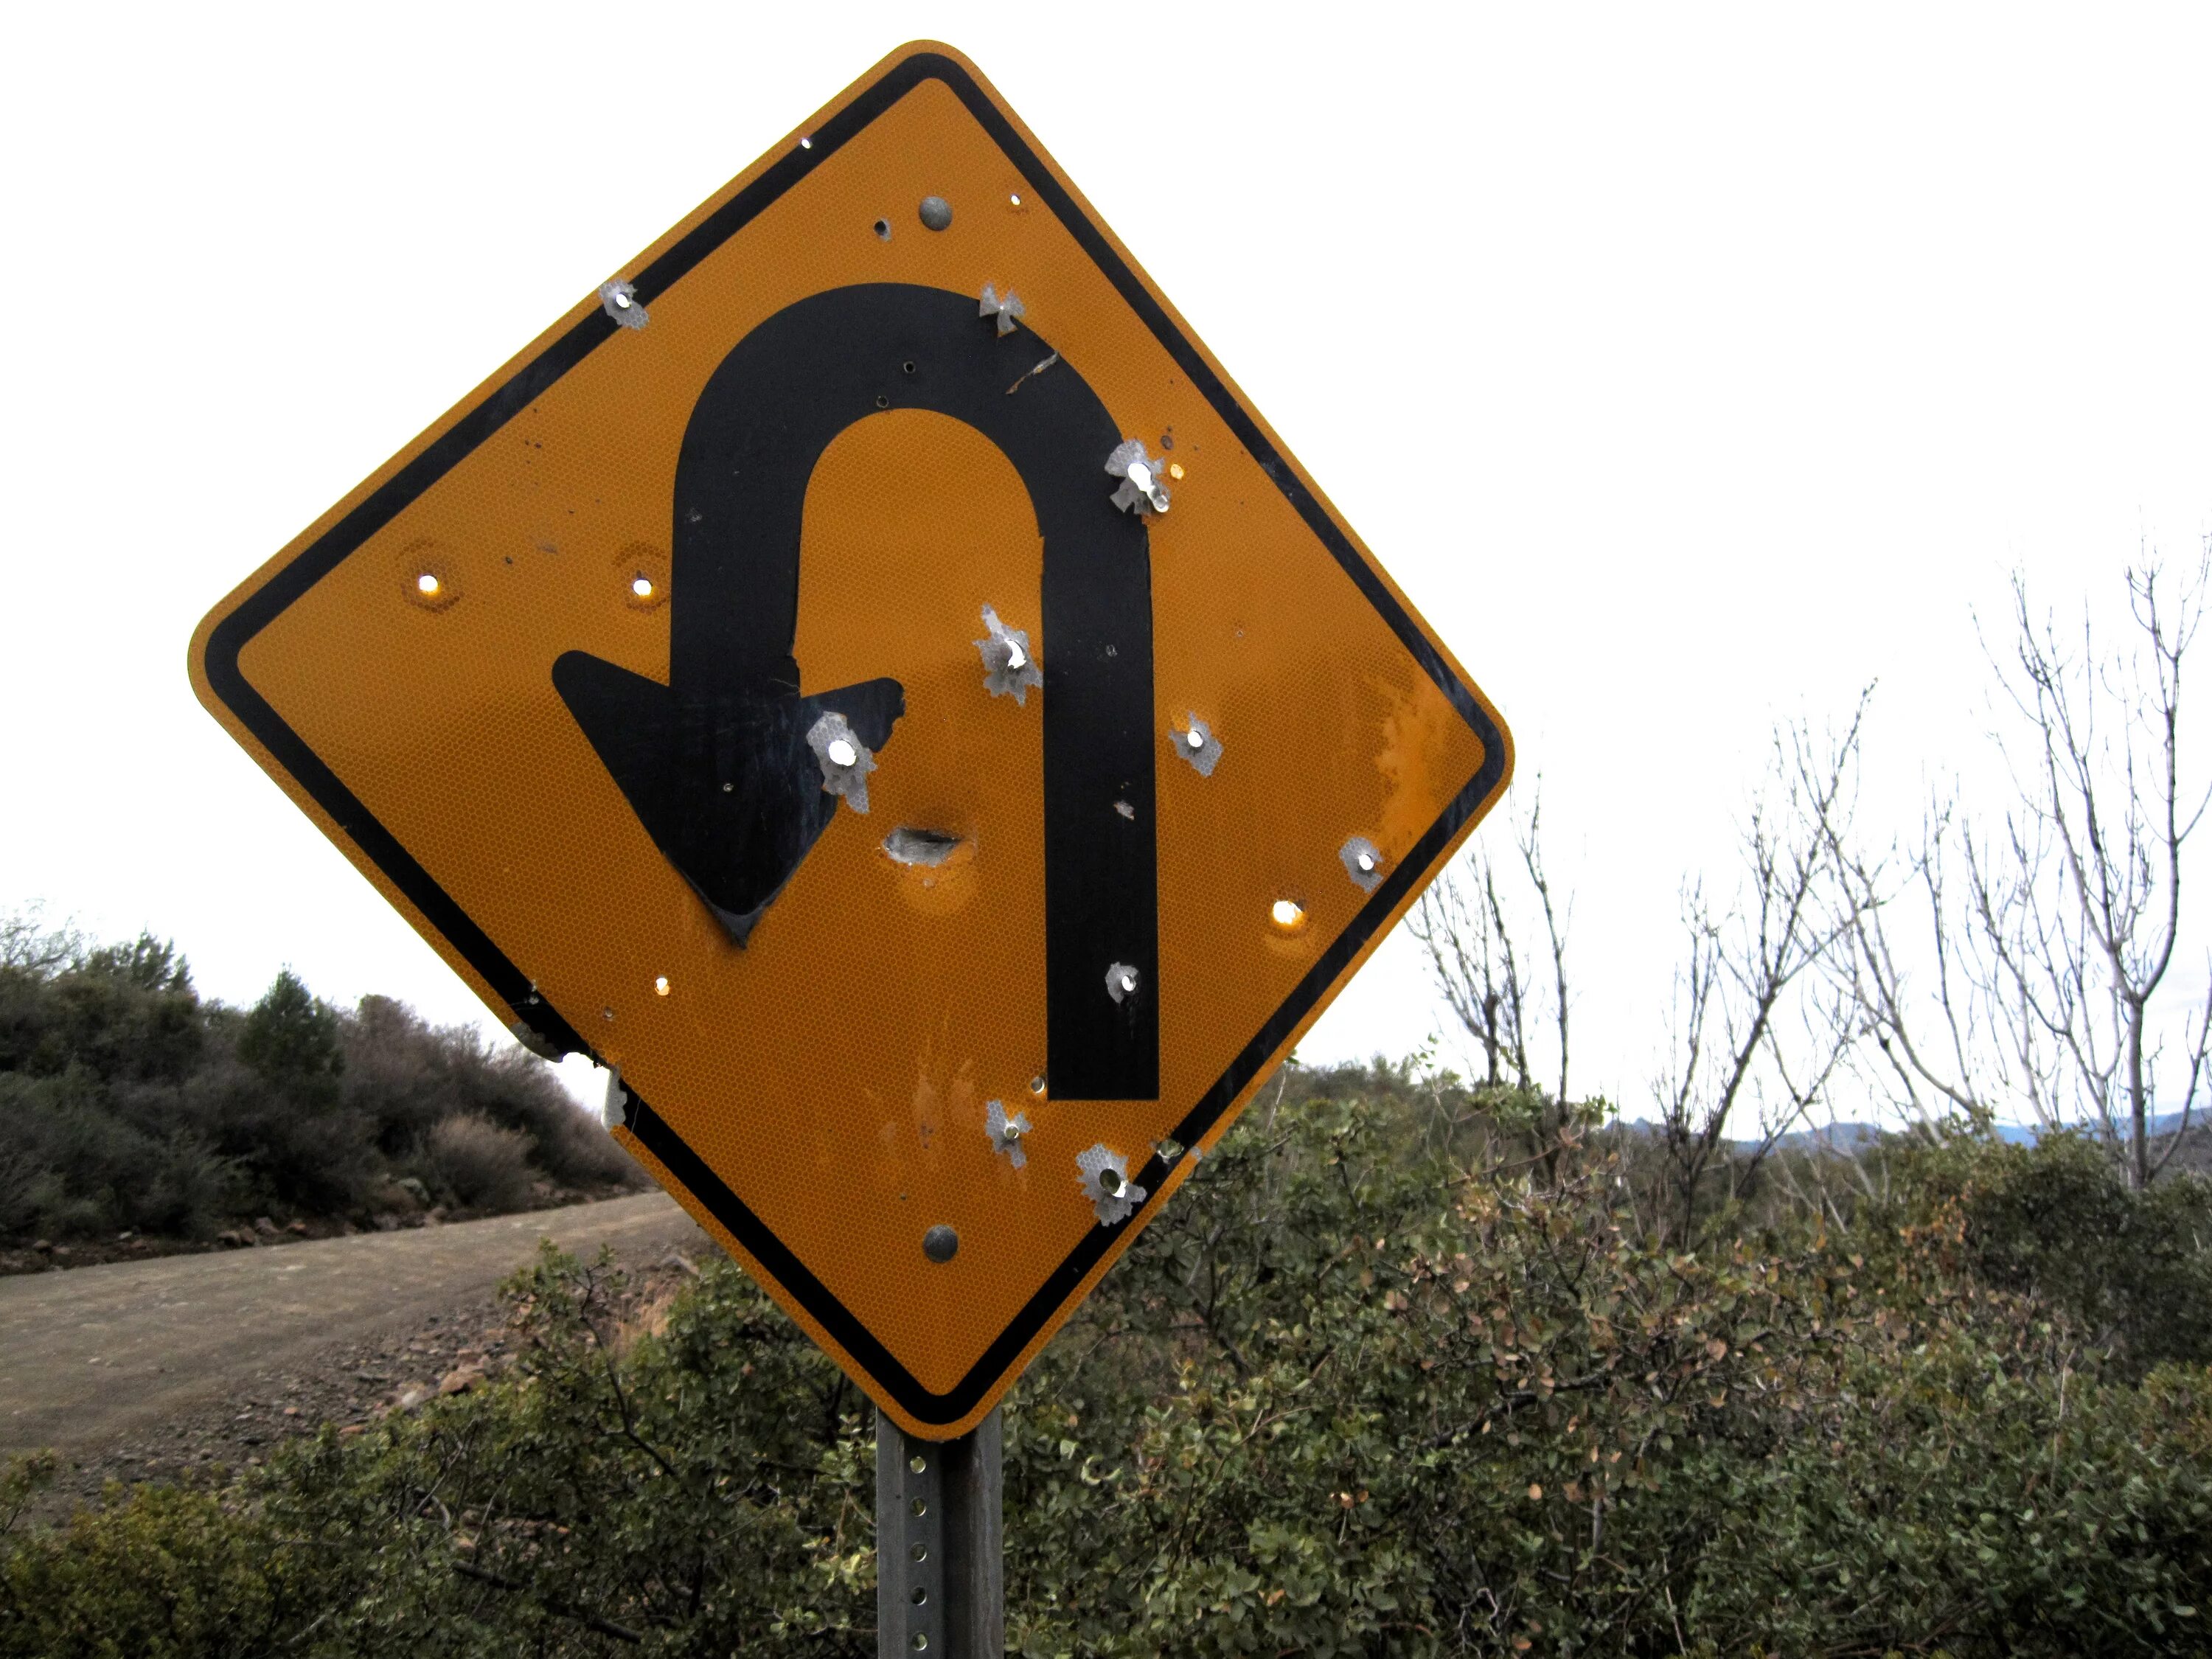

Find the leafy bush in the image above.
[
  {"left": 4, "top": 1084, "right": 2208, "bottom": 1656},
  {"left": 0, "top": 919, "right": 643, "bottom": 1245},
  {"left": 341, "top": 996, "right": 634, "bottom": 1192},
  {"left": 425, "top": 1114, "right": 535, "bottom": 1212},
  {"left": 1889, "top": 1128, "right": 2212, "bottom": 1376},
  {"left": 236, "top": 969, "right": 343, "bottom": 1105},
  {"left": 0, "top": 929, "right": 201, "bottom": 1084},
  {"left": 0, "top": 1071, "right": 238, "bottom": 1239}
]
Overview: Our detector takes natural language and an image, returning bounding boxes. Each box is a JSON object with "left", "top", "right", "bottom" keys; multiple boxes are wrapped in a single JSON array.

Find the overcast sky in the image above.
[{"left": 4, "top": 4, "right": 2208, "bottom": 1116}]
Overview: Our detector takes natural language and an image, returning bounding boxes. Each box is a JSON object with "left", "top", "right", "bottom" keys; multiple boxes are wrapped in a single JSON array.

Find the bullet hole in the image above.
[
  {"left": 1172, "top": 714, "right": 1222, "bottom": 777},
  {"left": 1076, "top": 1143, "right": 1147, "bottom": 1225},
  {"left": 1340, "top": 835, "right": 1386, "bottom": 894},
  {"left": 1009, "top": 192, "right": 1023, "bottom": 206},
  {"left": 874, "top": 394, "right": 890, "bottom": 408},
  {"left": 987, "top": 1099, "right": 1032, "bottom": 1166},
  {"left": 1270, "top": 898, "right": 1307, "bottom": 930},
  {"left": 807, "top": 712, "right": 877, "bottom": 813},
  {"left": 1114, "top": 800, "right": 1135, "bottom": 819},
  {"left": 1029, "top": 1074, "right": 1047, "bottom": 1096},
  {"left": 978, "top": 284, "right": 1024, "bottom": 335},
  {"left": 1106, "top": 439, "right": 1171, "bottom": 514},
  {"left": 902, "top": 360, "right": 917, "bottom": 375},
  {"left": 597, "top": 280, "right": 648, "bottom": 330},
  {"left": 919, "top": 195, "right": 953, "bottom": 231},
  {"left": 975, "top": 605, "right": 1043, "bottom": 703},
  {"left": 883, "top": 827, "right": 961, "bottom": 867},
  {"left": 402, "top": 546, "right": 462, "bottom": 611},
  {"left": 1105, "top": 962, "right": 1140, "bottom": 1004},
  {"left": 653, "top": 975, "right": 670, "bottom": 996},
  {"left": 617, "top": 544, "right": 671, "bottom": 611},
  {"left": 799, "top": 135, "right": 813, "bottom": 149},
  {"left": 874, "top": 218, "right": 891, "bottom": 240}
]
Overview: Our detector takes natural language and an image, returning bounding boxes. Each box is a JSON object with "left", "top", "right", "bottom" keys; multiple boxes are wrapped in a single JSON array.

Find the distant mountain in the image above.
[{"left": 1773, "top": 1110, "right": 2205, "bottom": 1151}]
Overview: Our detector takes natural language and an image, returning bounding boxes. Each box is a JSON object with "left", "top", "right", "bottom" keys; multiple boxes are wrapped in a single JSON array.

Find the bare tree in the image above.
[
  {"left": 0, "top": 906, "right": 83, "bottom": 976},
  {"left": 1410, "top": 786, "right": 1571, "bottom": 1101},
  {"left": 1849, "top": 549, "right": 2212, "bottom": 1187},
  {"left": 1413, "top": 720, "right": 1881, "bottom": 1245},
  {"left": 1648, "top": 696, "right": 1877, "bottom": 1242}
]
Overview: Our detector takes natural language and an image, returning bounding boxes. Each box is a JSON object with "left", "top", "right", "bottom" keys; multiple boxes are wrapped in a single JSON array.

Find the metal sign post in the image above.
[{"left": 877, "top": 1408, "right": 1003, "bottom": 1656}]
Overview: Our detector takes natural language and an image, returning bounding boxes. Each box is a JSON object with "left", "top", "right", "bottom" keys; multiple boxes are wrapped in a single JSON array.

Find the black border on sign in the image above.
[{"left": 199, "top": 49, "right": 1509, "bottom": 1427}]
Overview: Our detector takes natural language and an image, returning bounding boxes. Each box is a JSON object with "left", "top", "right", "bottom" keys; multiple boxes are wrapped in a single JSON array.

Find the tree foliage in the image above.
[{"left": 0, "top": 920, "right": 639, "bottom": 1244}]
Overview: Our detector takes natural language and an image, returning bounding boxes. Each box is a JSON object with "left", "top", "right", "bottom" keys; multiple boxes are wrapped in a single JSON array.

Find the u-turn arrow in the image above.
[{"left": 554, "top": 284, "right": 1160, "bottom": 1100}]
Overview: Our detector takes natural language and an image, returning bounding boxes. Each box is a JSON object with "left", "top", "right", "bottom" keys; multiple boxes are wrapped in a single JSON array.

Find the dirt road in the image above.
[{"left": 0, "top": 1193, "right": 705, "bottom": 1469}]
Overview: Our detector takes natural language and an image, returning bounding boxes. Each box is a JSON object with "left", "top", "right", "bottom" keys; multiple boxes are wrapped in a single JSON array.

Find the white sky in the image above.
[{"left": 4, "top": 4, "right": 2208, "bottom": 1117}]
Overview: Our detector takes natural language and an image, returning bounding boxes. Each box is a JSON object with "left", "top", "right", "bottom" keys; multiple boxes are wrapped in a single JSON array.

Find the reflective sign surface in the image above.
[{"left": 190, "top": 41, "right": 1512, "bottom": 1437}]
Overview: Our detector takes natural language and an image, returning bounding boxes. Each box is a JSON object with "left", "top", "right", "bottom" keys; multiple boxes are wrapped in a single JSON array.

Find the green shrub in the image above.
[
  {"left": 425, "top": 1113, "right": 535, "bottom": 1212},
  {"left": 0, "top": 920, "right": 640, "bottom": 1245},
  {"left": 1891, "top": 1128, "right": 2212, "bottom": 1376},
  {"left": 236, "top": 970, "right": 342, "bottom": 1102},
  {"left": 5, "top": 1088, "right": 2208, "bottom": 1656},
  {"left": 0, "top": 931, "right": 201, "bottom": 1085}
]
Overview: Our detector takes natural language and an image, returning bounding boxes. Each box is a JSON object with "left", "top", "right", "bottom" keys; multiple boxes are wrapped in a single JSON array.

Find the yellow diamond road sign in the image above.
[{"left": 190, "top": 42, "right": 1512, "bottom": 1438}]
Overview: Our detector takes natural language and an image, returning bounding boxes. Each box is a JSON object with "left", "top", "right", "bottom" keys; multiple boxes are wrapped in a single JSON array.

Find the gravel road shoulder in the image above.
[{"left": 0, "top": 1192, "right": 707, "bottom": 1518}]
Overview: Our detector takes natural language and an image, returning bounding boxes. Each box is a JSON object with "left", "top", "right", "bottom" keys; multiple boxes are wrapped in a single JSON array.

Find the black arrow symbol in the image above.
[
  {"left": 552, "top": 658, "right": 902, "bottom": 945},
  {"left": 554, "top": 284, "right": 1160, "bottom": 1099}
]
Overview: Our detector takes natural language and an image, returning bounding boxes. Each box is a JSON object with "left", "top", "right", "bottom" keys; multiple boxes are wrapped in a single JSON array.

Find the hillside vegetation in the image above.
[
  {"left": 0, "top": 917, "right": 641, "bottom": 1261},
  {"left": 4, "top": 1065, "right": 2210, "bottom": 1655}
]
